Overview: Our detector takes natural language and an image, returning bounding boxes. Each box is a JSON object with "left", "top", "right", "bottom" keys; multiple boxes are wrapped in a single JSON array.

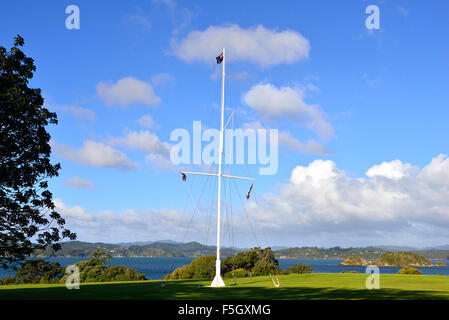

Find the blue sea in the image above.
[{"left": 1, "top": 257, "right": 449, "bottom": 280}]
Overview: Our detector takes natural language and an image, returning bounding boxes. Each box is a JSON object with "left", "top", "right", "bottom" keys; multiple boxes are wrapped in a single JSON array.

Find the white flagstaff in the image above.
[
  {"left": 181, "top": 48, "right": 255, "bottom": 288},
  {"left": 210, "top": 47, "right": 226, "bottom": 287}
]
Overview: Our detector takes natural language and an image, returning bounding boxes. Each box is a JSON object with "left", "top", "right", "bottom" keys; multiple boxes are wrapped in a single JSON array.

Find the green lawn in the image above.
[{"left": 1, "top": 273, "right": 449, "bottom": 300}]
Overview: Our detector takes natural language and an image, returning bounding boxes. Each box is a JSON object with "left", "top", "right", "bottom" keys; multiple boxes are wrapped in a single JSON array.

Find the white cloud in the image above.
[
  {"left": 97, "top": 77, "right": 161, "bottom": 107},
  {"left": 54, "top": 198, "right": 206, "bottom": 243},
  {"left": 419, "top": 154, "right": 449, "bottom": 187},
  {"left": 53, "top": 140, "right": 138, "bottom": 171},
  {"left": 247, "top": 154, "right": 449, "bottom": 247},
  {"left": 366, "top": 159, "right": 417, "bottom": 180},
  {"left": 109, "top": 130, "right": 174, "bottom": 170},
  {"left": 243, "top": 83, "right": 334, "bottom": 140},
  {"left": 136, "top": 115, "right": 157, "bottom": 129},
  {"left": 109, "top": 130, "right": 171, "bottom": 156},
  {"left": 64, "top": 177, "right": 95, "bottom": 189},
  {"left": 172, "top": 24, "right": 310, "bottom": 66}
]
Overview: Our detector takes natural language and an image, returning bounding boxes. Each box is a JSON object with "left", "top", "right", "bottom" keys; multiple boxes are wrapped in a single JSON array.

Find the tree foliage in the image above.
[
  {"left": 0, "top": 251, "right": 146, "bottom": 284},
  {"left": 164, "top": 255, "right": 216, "bottom": 280},
  {"left": 374, "top": 252, "right": 432, "bottom": 267},
  {"left": 251, "top": 260, "right": 280, "bottom": 276},
  {"left": 0, "top": 35, "right": 76, "bottom": 269},
  {"left": 283, "top": 263, "right": 314, "bottom": 275},
  {"left": 397, "top": 267, "right": 423, "bottom": 275},
  {"left": 12, "top": 259, "right": 63, "bottom": 284},
  {"left": 165, "top": 247, "right": 280, "bottom": 279},
  {"left": 223, "top": 247, "right": 279, "bottom": 275},
  {"left": 59, "top": 250, "right": 146, "bottom": 283}
]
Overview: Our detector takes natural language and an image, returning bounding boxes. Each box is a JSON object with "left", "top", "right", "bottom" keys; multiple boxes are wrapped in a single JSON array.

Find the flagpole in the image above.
[
  {"left": 181, "top": 48, "right": 254, "bottom": 287},
  {"left": 211, "top": 48, "right": 226, "bottom": 287}
]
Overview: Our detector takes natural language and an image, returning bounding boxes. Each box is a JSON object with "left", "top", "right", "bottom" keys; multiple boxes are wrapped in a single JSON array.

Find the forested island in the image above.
[
  {"left": 275, "top": 246, "right": 449, "bottom": 260},
  {"left": 339, "top": 251, "right": 447, "bottom": 267}
]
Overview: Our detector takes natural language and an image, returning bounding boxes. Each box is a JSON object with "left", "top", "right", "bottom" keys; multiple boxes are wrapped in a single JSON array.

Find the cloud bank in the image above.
[
  {"left": 55, "top": 154, "right": 449, "bottom": 247},
  {"left": 248, "top": 154, "right": 449, "bottom": 247},
  {"left": 172, "top": 24, "right": 310, "bottom": 66}
]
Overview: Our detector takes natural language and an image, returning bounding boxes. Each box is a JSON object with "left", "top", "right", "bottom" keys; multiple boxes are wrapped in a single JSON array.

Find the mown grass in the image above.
[{"left": 1, "top": 273, "right": 449, "bottom": 300}]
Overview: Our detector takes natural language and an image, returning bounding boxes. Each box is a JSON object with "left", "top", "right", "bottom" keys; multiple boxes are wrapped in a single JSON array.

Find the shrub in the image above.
[
  {"left": 284, "top": 263, "right": 314, "bottom": 275},
  {"left": 165, "top": 256, "right": 215, "bottom": 280},
  {"left": 0, "top": 276, "right": 16, "bottom": 285},
  {"left": 397, "top": 267, "right": 422, "bottom": 275},
  {"left": 224, "top": 268, "right": 247, "bottom": 278}
]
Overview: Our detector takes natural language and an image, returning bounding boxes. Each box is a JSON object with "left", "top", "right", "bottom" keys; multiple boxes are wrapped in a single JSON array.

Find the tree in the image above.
[
  {"left": 283, "top": 263, "right": 314, "bottom": 275},
  {"left": 251, "top": 260, "right": 280, "bottom": 276},
  {"left": 165, "top": 256, "right": 215, "bottom": 280},
  {"left": 92, "top": 249, "right": 112, "bottom": 263},
  {"left": 224, "top": 247, "right": 279, "bottom": 272},
  {"left": 164, "top": 247, "right": 280, "bottom": 280},
  {"left": 14, "top": 259, "right": 63, "bottom": 284},
  {"left": 0, "top": 35, "right": 76, "bottom": 269}
]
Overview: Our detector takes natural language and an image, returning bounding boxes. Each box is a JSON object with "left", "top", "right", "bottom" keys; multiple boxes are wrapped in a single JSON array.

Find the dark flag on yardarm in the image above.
[{"left": 216, "top": 52, "right": 223, "bottom": 64}]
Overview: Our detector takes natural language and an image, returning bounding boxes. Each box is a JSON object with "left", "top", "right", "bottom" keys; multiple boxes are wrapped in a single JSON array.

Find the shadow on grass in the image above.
[{"left": 1, "top": 280, "right": 448, "bottom": 300}]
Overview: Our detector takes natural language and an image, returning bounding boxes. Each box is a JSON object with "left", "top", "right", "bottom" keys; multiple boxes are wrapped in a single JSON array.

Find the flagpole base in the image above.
[{"left": 210, "top": 274, "right": 225, "bottom": 287}]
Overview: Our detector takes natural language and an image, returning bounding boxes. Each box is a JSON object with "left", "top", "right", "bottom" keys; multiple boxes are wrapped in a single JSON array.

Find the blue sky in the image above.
[{"left": 1, "top": 0, "right": 448, "bottom": 248}]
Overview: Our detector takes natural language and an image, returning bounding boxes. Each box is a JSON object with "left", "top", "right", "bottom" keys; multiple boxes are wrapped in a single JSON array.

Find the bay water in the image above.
[{"left": 1, "top": 257, "right": 449, "bottom": 280}]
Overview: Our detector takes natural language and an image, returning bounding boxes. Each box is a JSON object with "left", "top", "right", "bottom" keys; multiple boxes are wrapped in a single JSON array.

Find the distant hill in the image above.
[
  {"left": 114, "top": 240, "right": 180, "bottom": 246},
  {"left": 34, "top": 241, "right": 239, "bottom": 258},
  {"left": 275, "top": 246, "right": 449, "bottom": 260},
  {"left": 33, "top": 241, "right": 449, "bottom": 259},
  {"left": 425, "top": 245, "right": 449, "bottom": 250},
  {"left": 372, "top": 245, "right": 417, "bottom": 252}
]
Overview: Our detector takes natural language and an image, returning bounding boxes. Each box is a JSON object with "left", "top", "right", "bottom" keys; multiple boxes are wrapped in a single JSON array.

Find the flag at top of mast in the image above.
[{"left": 216, "top": 51, "right": 224, "bottom": 64}]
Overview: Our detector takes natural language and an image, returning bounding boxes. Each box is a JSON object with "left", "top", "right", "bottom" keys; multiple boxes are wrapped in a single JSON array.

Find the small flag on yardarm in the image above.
[{"left": 216, "top": 52, "right": 223, "bottom": 64}]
